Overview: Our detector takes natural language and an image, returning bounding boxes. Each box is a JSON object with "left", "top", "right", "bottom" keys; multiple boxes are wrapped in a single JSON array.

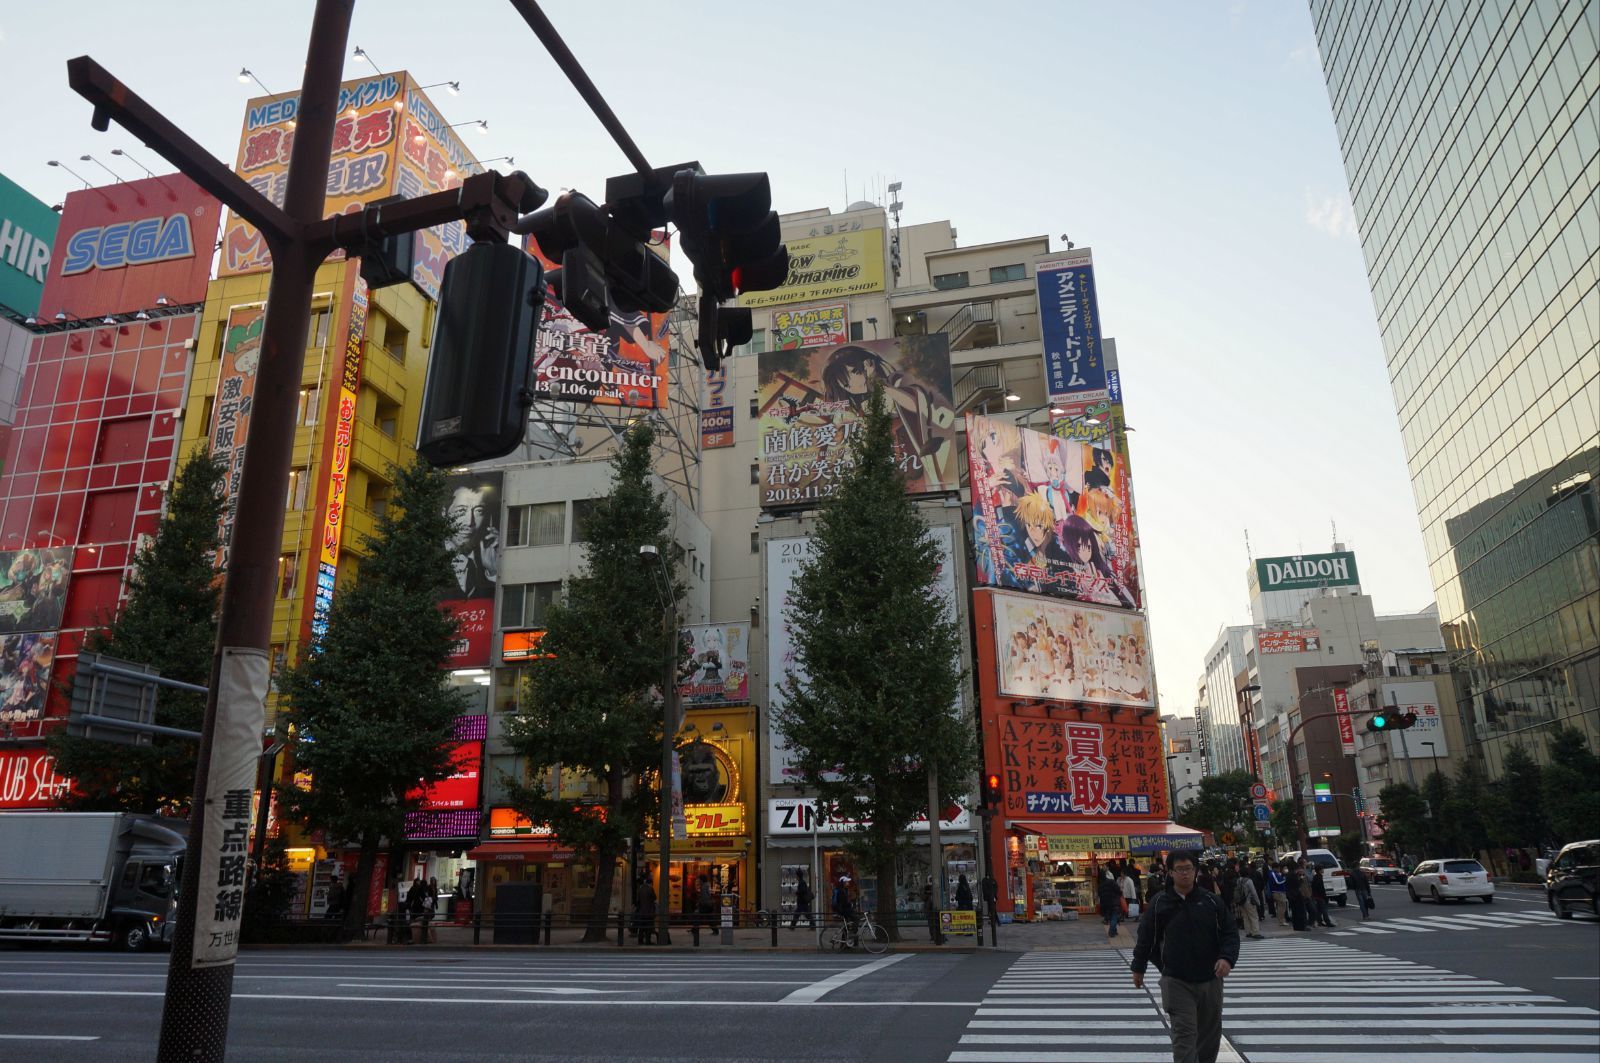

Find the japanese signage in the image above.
[
  {"left": 1254, "top": 551, "right": 1360, "bottom": 593},
  {"left": 310, "top": 275, "right": 367, "bottom": 643},
  {"left": 410, "top": 741, "right": 483, "bottom": 811},
  {"left": 391, "top": 79, "right": 477, "bottom": 299},
  {"left": 970, "top": 412, "right": 1140, "bottom": 608},
  {"left": 701, "top": 366, "right": 734, "bottom": 449},
  {"left": 488, "top": 806, "right": 552, "bottom": 837},
  {"left": 738, "top": 227, "right": 885, "bottom": 310},
  {"left": 1258, "top": 628, "right": 1321, "bottom": 654},
  {"left": 1128, "top": 832, "right": 1203, "bottom": 854},
  {"left": 1333, "top": 687, "right": 1357, "bottom": 755},
  {"left": 1383, "top": 682, "right": 1449, "bottom": 758},
  {"left": 210, "top": 305, "right": 264, "bottom": 569},
  {"left": 500, "top": 629, "right": 551, "bottom": 662},
  {"left": 1044, "top": 833, "right": 1128, "bottom": 854},
  {"left": 991, "top": 591, "right": 1153, "bottom": 708},
  {"left": 1037, "top": 249, "right": 1105, "bottom": 399},
  {"left": 771, "top": 304, "right": 848, "bottom": 349},
  {"left": 0, "top": 631, "right": 56, "bottom": 725},
  {"left": 0, "top": 172, "right": 58, "bottom": 317},
  {"left": 39, "top": 174, "right": 220, "bottom": 320},
  {"left": 441, "top": 471, "right": 501, "bottom": 668},
  {"left": 940, "top": 909, "right": 978, "bottom": 937},
  {"left": 0, "top": 547, "right": 71, "bottom": 635},
  {"left": 0, "top": 746, "right": 72, "bottom": 809},
  {"left": 1314, "top": 781, "right": 1333, "bottom": 803},
  {"left": 995, "top": 711, "right": 1169, "bottom": 821},
  {"left": 757, "top": 335, "right": 957, "bottom": 509},
  {"left": 680, "top": 802, "right": 746, "bottom": 837},
  {"left": 678, "top": 623, "right": 750, "bottom": 707},
  {"left": 766, "top": 797, "right": 972, "bottom": 835}
]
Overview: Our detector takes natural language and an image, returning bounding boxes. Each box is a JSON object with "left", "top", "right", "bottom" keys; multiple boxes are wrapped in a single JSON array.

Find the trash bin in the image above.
[{"left": 494, "top": 882, "right": 542, "bottom": 945}]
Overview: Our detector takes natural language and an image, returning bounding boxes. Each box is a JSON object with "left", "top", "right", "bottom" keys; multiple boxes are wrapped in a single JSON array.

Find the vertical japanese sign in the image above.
[
  {"left": 392, "top": 75, "right": 477, "bottom": 299},
  {"left": 441, "top": 471, "right": 501, "bottom": 667},
  {"left": 1332, "top": 687, "right": 1357, "bottom": 755},
  {"left": 210, "top": 305, "right": 265, "bottom": 568},
  {"left": 310, "top": 276, "right": 367, "bottom": 642},
  {"left": 700, "top": 366, "right": 734, "bottom": 449},
  {"left": 1037, "top": 249, "right": 1105, "bottom": 400}
]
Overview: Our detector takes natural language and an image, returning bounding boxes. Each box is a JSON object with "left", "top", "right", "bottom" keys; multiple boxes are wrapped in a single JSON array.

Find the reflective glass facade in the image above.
[{"left": 1311, "top": 0, "right": 1599, "bottom": 772}]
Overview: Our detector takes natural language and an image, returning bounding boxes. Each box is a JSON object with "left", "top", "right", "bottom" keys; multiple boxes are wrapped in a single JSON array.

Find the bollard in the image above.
[
  {"left": 690, "top": 919, "right": 700, "bottom": 947},
  {"left": 770, "top": 914, "right": 778, "bottom": 948},
  {"left": 617, "top": 910, "right": 625, "bottom": 947},
  {"left": 720, "top": 899, "right": 733, "bottom": 949},
  {"left": 543, "top": 910, "right": 553, "bottom": 947},
  {"left": 472, "top": 911, "right": 481, "bottom": 947}
]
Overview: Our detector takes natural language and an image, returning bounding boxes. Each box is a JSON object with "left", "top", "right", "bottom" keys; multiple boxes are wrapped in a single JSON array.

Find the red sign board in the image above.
[
  {"left": 443, "top": 600, "right": 493, "bottom": 667},
  {"left": 1333, "top": 688, "right": 1357, "bottom": 755},
  {"left": 1258, "top": 629, "right": 1320, "bottom": 654},
  {"left": 38, "top": 175, "right": 221, "bottom": 319},
  {"left": 0, "top": 747, "right": 73, "bottom": 809},
  {"left": 409, "top": 741, "right": 483, "bottom": 811}
]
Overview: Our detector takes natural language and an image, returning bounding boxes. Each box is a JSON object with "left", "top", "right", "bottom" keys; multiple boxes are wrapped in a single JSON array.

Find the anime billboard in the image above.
[
  {"left": 0, "top": 631, "right": 56, "bottom": 725},
  {"left": 969, "top": 412, "right": 1140, "bottom": 609},
  {"left": 678, "top": 623, "right": 750, "bottom": 707},
  {"left": 991, "top": 590, "right": 1153, "bottom": 709},
  {"left": 757, "top": 335, "right": 957, "bottom": 509},
  {"left": 0, "top": 547, "right": 71, "bottom": 635}
]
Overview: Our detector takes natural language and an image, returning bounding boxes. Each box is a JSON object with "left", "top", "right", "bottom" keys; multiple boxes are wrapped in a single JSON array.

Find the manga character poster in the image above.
[
  {"left": 0, "top": 547, "right": 71, "bottom": 635},
  {"left": 969, "top": 412, "right": 1140, "bottom": 609},
  {"left": 991, "top": 591, "right": 1153, "bottom": 709},
  {"left": 0, "top": 631, "right": 56, "bottom": 725},
  {"left": 678, "top": 624, "right": 750, "bottom": 707},
  {"left": 757, "top": 335, "right": 957, "bottom": 509}
]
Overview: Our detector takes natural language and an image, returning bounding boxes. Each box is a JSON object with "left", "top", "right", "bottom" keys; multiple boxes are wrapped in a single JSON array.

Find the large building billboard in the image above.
[
  {"left": 0, "top": 173, "right": 58, "bottom": 318},
  {"left": 739, "top": 228, "right": 885, "bottom": 310},
  {"left": 0, "top": 631, "right": 56, "bottom": 725},
  {"left": 970, "top": 412, "right": 1139, "bottom": 609},
  {"left": 757, "top": 335, "right": 957, "bottom": 509},
  {"left": 0, "top": 547, "right": 72, "bottom": 635},
  {"left": 529, "top": 292, "right": 670, "bottom": 409},
  {"left": 307, "top": 273, "right": 369, "bottom": 643},
  {"left": 1383, "top": 682, "right": 1449, "bottom": 759},
  {"left": 989, "top": 590, "right": 1153, "bottom": 709},
  {"left": 1253, "top": 551, "right": 1360, "bottom": 593},
  {"left": 1037, "top": 248, "right": 1106, "bottom": 400},
  {"left": 441, "top": 471, "right": 501, "bottom": 668},
  {"left": 38, "top": 175, "right": 220, "bottom": 320},
  {"left": 678, "top": 623, "right": 750, "bottom": 708}
]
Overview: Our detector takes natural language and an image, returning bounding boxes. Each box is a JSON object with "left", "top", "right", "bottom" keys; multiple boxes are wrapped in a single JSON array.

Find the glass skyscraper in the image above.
[{"left": 1310, "top": 1, "right": 1598, "bottom": 774}]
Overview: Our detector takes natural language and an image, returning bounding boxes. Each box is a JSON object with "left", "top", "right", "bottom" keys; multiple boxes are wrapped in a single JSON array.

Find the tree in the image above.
[
  {"left": 1443, "top": 758, "right": 1494, "bottom": 869},
  {"left": 1420, "top": 771, "right": 1456, "bottom": 856},
  {"left": 1175, "top": 770, "right": 1256, "bottom": 842},
  {"left": 502, "top": 423, "right": 677, "bottom": 943},
  {"left": 277, "top": 458, "right": 466, "bottom": 938},
  {"left": 1269, "top": 798, "right": 1299, "bottom": 847},
  {"left": 1489, "top": 744, "right": 1546, "bottom": 850},
  {"left": 1542, "top": 725, "right": 1600, "bottom": 845},
  {"left": 774, "top": 384, "right": 974, "bottom": 940},
  {"left": 1375, "top": 782, "right": 1430, "bottom": 861},
  {"left": 48, "top": 448, "right": 224, "bottom": 814}
]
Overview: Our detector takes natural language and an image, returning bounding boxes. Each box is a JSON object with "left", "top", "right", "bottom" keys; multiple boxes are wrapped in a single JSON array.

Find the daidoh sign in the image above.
[{"left": 1254, "top": 551, "right": 1359, "bottom": 593}]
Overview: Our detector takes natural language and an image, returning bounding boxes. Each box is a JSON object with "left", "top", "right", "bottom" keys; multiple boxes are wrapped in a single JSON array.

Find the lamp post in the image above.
[
  {"left": 639, "top": 543, "right": 678, "bottom": 946},
  {"left": 1420, "top": 741, "right": 1440, "bottom": 780},
  {"left": 1237, "top": 684, "right": 1262, "bottom": 778}
]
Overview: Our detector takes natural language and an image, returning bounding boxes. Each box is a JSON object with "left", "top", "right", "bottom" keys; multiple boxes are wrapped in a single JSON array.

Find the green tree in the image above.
[
  {"left": 1542, "top": 725, "right": 1600, "bottom": 844},
  {"left": 1376, "top": 782, "right": 1430, "bottom": 861},
  {"left": 1269, "top": 798, "right": 1299, "bottom": 847},
  {"left": 1175, "top": 769, "right": 1256, "bottom": 841},
  {"left": 1489, "top": 744, "right": 1546, "bottom": 849},
  {"left": 774, "top": 384, "right": 974, "bottom": 940},
  {"left": 1420, "top": 770, "right": 1456, "bottom": 856},
  {"left": 277, "top": 458, "right": 465, "bottom": 938},
  {"left": 1444, "top": 758, "right": 1494, "bottom": 868},
  {"left": 502, "top": 424, "right": 677, "bottom": 943},
  {"left": 48, "top": 449, "right": 224, "bottom": 814}
]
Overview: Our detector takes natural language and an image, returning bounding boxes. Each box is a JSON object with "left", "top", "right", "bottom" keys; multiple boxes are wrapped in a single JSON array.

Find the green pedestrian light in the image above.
[{"left": 1366, "top": 712, "right": 1390, "bottom": 732}]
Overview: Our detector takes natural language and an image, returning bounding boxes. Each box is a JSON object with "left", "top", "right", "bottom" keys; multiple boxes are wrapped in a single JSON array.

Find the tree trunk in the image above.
[
  {"left": 583, "top": 835, "right": 620, "bottom": 943},
  {"left": 342, "top": 833, "right": 380, "bottom": 941},
  {"left": 875, "top": 839, "right": 899, "bottom": 942}
]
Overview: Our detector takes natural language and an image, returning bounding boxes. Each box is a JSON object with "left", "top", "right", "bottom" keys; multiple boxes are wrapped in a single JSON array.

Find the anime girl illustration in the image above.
[
  {"left": 820, "top": 345, "right": 951, "bottom": 462},
  {"left": 1057, "top": 515, "right": 1136, "bottom": 608}
]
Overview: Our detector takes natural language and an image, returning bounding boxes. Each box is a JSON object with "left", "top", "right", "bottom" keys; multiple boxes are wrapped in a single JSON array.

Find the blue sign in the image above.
[
  {"left": 1037, "top": 250, "right": 1105, "bottom": 399},
  {"left": 1253, "top": 803, "right": 1271, "bottom": 823}
]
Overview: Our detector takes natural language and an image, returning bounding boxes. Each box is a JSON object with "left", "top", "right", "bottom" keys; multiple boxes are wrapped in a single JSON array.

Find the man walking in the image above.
[
  {"left": 790, "top": 869, "right": 815, "bottom": 930},
  {"left": 1132, "top": 850, "right": 1239, "bottom": 1063}
]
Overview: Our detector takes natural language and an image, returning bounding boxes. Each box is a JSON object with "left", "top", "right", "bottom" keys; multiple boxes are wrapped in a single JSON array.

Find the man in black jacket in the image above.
[{"left": 1131, "top": 849, "right": 1240, "bottom": 1063}]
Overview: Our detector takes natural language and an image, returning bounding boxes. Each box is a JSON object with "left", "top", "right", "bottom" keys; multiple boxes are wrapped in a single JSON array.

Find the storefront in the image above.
[{"left": 1003, "top": 824, "right": 1205, "bottom": 920}]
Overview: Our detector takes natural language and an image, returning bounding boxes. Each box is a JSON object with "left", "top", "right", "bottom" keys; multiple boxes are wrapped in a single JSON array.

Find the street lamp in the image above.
[
  {"left": 1420, "top": 741, "right": 1440, "bottom": 780},
  {"left": 639, "top": 543, "right": 678, "bottom": 945}
]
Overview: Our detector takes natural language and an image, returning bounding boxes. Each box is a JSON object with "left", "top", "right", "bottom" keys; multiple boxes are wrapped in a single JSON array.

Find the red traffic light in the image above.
[{"left": 982, "top": 772, "right": 1002, "bottom": 806}]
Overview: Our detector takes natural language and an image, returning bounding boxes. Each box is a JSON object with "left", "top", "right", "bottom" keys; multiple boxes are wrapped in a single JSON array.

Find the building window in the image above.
[
  {"left": 306, "top": 308, "right": 332, "bottom": 350},
  {"left": 750, "top": 463, "right": 759, "bottom": 485},
  {"left": 849, "top": 321, "right": 864, "bottom": 341},
  {"left": 989, "top": 263, "right": 1025, "bottom": 283},
  {"left": 285, "top": 468, "right": 309, "bottom": 511},
  {"left": 750, "top": 531, "right": 759, "bottom": 554},
  {"left": 296, "top": 385, "right": 321, "bottom": 427},
  {"left": 506, "top": 502, "right": 565, "bottom": 548},
  {"left": 932, "top": 271, "right": 969, "bottom": 290},
  {"left": 365, "top": 478, "right": 391, "bottom": 518},
  {"left": 502, "top": 581, "right": 561, "bottom": 629},
  {"left": 385, "top": 325, "right": 407, "bottom": 363},
  {"left": 277, "top": 553, "right": 298, "bottom": 599},
  {"left": 750, "top": 397, "right": 759, "bottom": 418},
  {"left": 570, "top": 498, "right": 600, "bottom": 542},
  {"left": 373, "top": 390, "right": 401, "bottom": 438}
]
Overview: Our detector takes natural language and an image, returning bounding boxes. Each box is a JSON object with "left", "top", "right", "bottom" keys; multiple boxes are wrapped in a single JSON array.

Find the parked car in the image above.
[
  {"left": 1407, "top": 858, "right": 1495, "bottom": 903},
  {"left": 1280, "top": 848, "right": 1349, "bottom": 905},
  {"left": 1359, "top": 856, "right": 1406, "bottom": 884},
  {"left": 1544, "top": 840, "right": 1599, "bottom": 919}
]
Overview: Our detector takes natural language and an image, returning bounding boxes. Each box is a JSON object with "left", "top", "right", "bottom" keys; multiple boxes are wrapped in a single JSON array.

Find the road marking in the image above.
[
  {"left": 0, "top": 1035, "right": 101, "bottom": 1042},
  {"left": 781, "top": 953, "right": 908, "bottom": 1003},
  {"left": 1234, "top": 1054, "right": 1589, "bottom": 1063},
  {"left": 0, "top": 988, "right": 984, "bottom": 1007},
  {"left": 334, "top": 983, "right": 636, "bottom": 993},
  {"left": 1233, "top": 1033, "right": 1600, "bottom": 1046},
  {"left": 1554, "top": 977, "right": 1600, "bottom": 980}
]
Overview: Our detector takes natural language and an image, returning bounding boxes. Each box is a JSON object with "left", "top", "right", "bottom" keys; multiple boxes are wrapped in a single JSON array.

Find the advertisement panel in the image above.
[
  {"left": 757, "top": 335, "right": 957, "bottom": 509},
  {"left": 0, "top": 631, "right": 56, "bottom": 725},
  {"left": 1258, "top": 629, "right": 1321, "bottom": 654},
  {"left": 0, "top": 548, "right": 70, "bottom": 635},
  {"left": 766, "top": 797, "right": 972, "bottom": 835},
  {"left": 970, "top": 412, "right": 1139, "bottom": 608},
  {"left": 0, "top": 172, "right": 58, "bottom": 318},
  {"left": 700, "top": 365, "right": 734, "bottom": 449},
  {"left": 1333, "top": 687, "right": 1357, "bottom": 755},
  {"left": 411, "top": 741, "right": 484, "bottom": 811},
  {"left": 1254, "top": 551, "right": 1360, "bottom": 593},
  {"left": 738, "top": 228, "right": 885, "bottom": 310},
  {"left": 771, "top": 304, "right": 847, "bottom": 349},
  {"left": 309, "top": 274, "right": 368, "bottom": 643},
  {"left": 678, "top": 623, "right": 750, "bottom": 707},
  {"left": 441, "top": 471, "right": 502, "bottom": 668},
  {"left": 996, "top": 712, "right": 1169, "bottom": 821},
  {"left": 219, "top": 74, "right": 406, "bottom": 276},
  {"left": 210, "top": 305, "right": 265, "bottom": 569},
  {"left": 0, "top": 745, "right": 72, "bottom": 809},
  {"left": 1036, "top": 249, "right": 1106, "bottom": 399},
  {"left": 991, "top": 591, "right": 1153, "bottom": 708},
  {"left": 1383, "top": 682, "right": 1448, "bottom": 758}
]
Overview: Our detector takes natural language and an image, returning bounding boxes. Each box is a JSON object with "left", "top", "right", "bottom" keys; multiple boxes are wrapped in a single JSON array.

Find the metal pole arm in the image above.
[
  {"left": 66, "top": 56, "right": 298, "bottom": 240},
  {"left": 305, "top": 170, "right": 550, "bottom": 256}
]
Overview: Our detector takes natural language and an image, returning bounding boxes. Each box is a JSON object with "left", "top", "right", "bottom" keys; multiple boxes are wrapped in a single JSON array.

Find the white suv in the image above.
[
  {"left": 1408, "top": 859, "right": 1495, "bottom": 903},
  {"left": 1281, "top": 848, "right": 1349, "bottom": 906}
]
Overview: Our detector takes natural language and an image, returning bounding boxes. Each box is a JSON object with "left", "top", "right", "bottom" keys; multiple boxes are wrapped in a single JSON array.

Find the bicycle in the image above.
[{"left": 817, "top": 911, "right": 889, "bottom": 954}]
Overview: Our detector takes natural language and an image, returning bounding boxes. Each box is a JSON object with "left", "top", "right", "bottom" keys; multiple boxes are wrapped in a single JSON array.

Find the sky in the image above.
[{"left": 0, "top": 1, "right": 1438, "bottom": 717}]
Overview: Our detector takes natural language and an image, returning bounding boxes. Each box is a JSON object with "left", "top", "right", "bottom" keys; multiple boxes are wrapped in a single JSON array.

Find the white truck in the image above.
[{"left": 0, "top": 811, "right": 187, "bottom": 951}]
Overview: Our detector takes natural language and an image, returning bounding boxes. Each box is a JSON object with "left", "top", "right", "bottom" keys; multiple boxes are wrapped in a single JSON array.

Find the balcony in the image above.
[{"left": 935, "top": 301, "right": 998, "bottom": 351}]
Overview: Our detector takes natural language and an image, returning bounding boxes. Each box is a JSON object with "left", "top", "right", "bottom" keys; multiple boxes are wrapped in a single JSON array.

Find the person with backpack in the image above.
[
  {"left": 1267, "top": 862, "right": 1288, "bottom": 925},
  {"left": 1131, "top": 849, "right": 1240, "bottom": 1063},
  {"left": 831, "top": 875, "right": 857, "bottom": 946},
  {"left": 1233, "top": 867, "right": 1263, "bottom": 939},
  {"left": 1098, "top": 862, "right": 1125, "bottom": 940}
]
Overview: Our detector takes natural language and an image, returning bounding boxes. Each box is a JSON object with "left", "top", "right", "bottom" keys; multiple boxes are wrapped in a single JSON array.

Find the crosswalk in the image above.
[
  {"left": 948, "top": 937, "right": 1600, "bottom": 1063},
  {"left": 1327, "top": 905, "right": 1566, "bottom": 937}
]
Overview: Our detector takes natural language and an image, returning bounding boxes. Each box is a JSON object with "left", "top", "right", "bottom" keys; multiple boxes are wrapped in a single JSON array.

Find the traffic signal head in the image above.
[
  {"left": 1366, "top": 711, "right": 1390, "bottom": 732},
  {"left": 982, "top": 772, "right": 1003, "bottom": 806},
  {"left": 665, "top": 168, "right": 788, "bottom": 304}
]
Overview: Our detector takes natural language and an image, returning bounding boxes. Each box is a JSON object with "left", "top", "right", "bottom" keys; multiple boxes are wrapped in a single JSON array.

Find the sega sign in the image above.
[
  {"left": 60, "top": 213, "right": 195, "bottom": 275},
  {"left": 39, "top": 173, "right": 221, "bottom": 320}
]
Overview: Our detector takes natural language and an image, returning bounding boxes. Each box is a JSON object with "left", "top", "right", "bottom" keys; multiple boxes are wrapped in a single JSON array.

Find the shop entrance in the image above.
[{"left": 644, "top": 856, "right": 743, "bottom": 919}]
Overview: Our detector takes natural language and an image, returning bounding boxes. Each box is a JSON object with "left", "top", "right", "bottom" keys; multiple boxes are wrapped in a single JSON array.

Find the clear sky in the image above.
[{"left": 0, "top": 1, "right": 1437, "bottom": 716}]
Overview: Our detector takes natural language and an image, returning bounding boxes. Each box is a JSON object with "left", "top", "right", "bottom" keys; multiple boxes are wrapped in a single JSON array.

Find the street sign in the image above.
[
  {"left": 1253, "top": 804, "right": 1271, "bottom": 823},
  {"left": 1250, "top": 783, "right": 1267, "bottom": 800},
  {"left": 1221, "top": 831, "right": 1235, "bottom": 845},
  {"left": 1314, "top": 781, "right": 1332, "bottom": 804},
  {"left": 1309, "top": 827, "right": 1340, "bottom": 837}
]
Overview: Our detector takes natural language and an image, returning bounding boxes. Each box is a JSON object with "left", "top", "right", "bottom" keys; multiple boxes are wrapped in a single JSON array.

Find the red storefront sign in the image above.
[
  {"left": 408, "top": 741, "right": 483, "bottom": 812},
  {"left": 0, "top": 747, "right": 73, "bottom": 809},
  {"left": 1333, "top": 688, "right": 1357, "bottom": 755}
]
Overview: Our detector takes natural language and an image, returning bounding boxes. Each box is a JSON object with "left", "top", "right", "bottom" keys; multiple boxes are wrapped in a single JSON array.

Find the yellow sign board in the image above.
[
  {"left": 939, "top": 909, "right": 978, "bottom": 937},
  {"left": 739, "top": 228, "right": 885, "bottom": 309}
]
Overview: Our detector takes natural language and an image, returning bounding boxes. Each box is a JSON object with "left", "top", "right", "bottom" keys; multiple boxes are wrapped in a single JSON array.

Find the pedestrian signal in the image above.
[{"left": 982, "top": 772, "right": 1002, "bottom": 807}]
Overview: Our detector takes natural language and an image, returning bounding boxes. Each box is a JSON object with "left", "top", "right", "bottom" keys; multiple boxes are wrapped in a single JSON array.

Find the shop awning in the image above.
[
  {"left": 465, "top": 840, "right": 575, "bottom": 862},
  {"left": 1008, "top": 820, "right": 1205, "bottom": 855}
]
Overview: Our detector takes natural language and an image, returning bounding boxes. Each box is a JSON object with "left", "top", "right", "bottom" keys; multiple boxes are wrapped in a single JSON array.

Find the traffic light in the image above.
[
  {"left": 516, "top": 190, "right": 679, "bottom": 331},
  {"left": 665, "top": 169, "right": 788, "bottom": 302},
  {"left": 1365, "top": 710, "right": 1391, "bottom": 732},
  {"left": 1366, "top": 708, "right": 1420, "bottom": 732},
  {"left": 982, "top": 772, "right": 1003, "bottom": 807}
]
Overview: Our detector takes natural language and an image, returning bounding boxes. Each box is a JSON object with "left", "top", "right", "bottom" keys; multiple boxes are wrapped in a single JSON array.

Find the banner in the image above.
[
  {"left": 678, "top": 624, "right": 750, "bottom": 707},
  {"left": 210, "top": 305, "right": 265, "bottom": 569},
  {"left": 0, "top": 171, "right": 58, "bottom": 318},
  {"left": 309, "top": 275, "right": 367, "bottom": 643},
  {"left": 0, "top": 547, "right": 71, "bottom": 635},
  {"left": 0, "top": 745, "right": 72, "bottom": 809},
  {"left": 996, "top": 712, "right": 1168, "bottom": 821},
  {"left": 771, "top": 304, "right": 847, "bottom": 349},
  {"left": 1258, "top": 628, "right": 1320, "bottom": 654},
  {"left": 738, "top": 229, "right": 884, "bottom": 310},
  {"left": 0, "top": 631, "right": 57, "bottom": 725},
  {"left": 757, "top": 335, "right": 957, "bottom": 509},
  {"left": 1037, "top": 249, "right": 1105, "bottom": 399},
  {"left": 441, "top": 472, "right": 502, "bottom": 668},
  {"left": 410, "top": 741, "right": 484, "bottom": 811},
  {"left": 1333, "top": 687, "right": 1357, "bottom": 755},
  {"left": 971, "top": 412, "right": 1139, "bottom": 608},
  {"left": 391, "top": 76, "right": 476, "bottom": 299},
  {"left": 1383, "top": 682, "right": 1449, "bottom": 758},
  {"left": 1254, "top": 551, "right": 1360, "bottom": 593},
  {"left": 991, "top": 591, "right": 1153, "bottom": 708}
]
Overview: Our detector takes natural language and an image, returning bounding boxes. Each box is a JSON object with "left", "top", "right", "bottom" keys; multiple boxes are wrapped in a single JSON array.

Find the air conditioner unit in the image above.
[{"left": 183, "top": 338, "right": 196, "bottom": 351}]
